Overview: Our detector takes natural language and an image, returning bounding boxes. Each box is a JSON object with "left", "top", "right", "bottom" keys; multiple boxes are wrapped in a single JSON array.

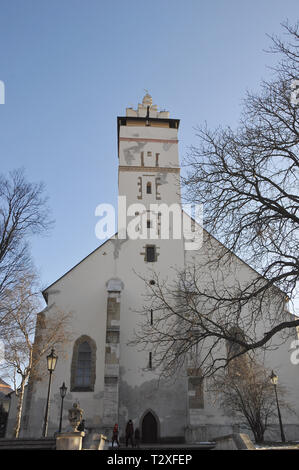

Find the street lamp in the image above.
[
  {"left": 58, "top": 382, "right": 67, "bottom": 433},
  {"left": 270, "top": 370, "right": 286, "bottom": 443},
  {"left": 42, "top": 348, "right": 58, "bottom": 437}
]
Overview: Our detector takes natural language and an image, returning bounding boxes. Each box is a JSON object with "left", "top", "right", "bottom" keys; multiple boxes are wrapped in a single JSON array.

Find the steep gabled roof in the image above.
[
  {"left": 42, "top": 235, "right": 116, "bottom": 303},
  {"left": 42, "top": 212, "right": 289, "bottom": 306}
]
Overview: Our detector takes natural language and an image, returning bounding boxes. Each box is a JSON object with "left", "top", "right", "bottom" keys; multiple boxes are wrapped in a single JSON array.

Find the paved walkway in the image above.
[{"left": 108, "top": 442, "right": 216, "bottom": 450}]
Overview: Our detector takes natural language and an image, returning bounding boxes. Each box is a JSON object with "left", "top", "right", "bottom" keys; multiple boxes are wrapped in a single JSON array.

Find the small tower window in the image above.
[
  {"left": 146, "top": 245, "right": 156, "bottom": 262},
  {"left": 146, "top": 182, "right": 152, "bottom": 194}
]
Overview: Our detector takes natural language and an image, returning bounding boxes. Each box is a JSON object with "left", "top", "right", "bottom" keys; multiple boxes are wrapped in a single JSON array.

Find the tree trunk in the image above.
[
  {"left": 13, "top": 378, "right": 26, "bottom": 438},
  {"left": 253, "top": 424, "right": 265, "bottom": 444}
]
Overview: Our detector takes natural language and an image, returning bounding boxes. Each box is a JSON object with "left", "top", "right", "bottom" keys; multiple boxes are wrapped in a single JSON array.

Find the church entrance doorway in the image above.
[{"left": 141, "top": 411, "right": 158, "bottom": 443}]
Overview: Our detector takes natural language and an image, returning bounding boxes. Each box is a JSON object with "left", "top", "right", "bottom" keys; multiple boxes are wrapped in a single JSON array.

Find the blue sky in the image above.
[{"left": 0, "top": 0, "right": 298, "bottom": 299}]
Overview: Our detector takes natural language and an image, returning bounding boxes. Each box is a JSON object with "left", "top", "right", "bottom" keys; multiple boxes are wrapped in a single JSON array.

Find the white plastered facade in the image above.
[{"left": 6, "top": 95, "right": 299, "bottom": 443}]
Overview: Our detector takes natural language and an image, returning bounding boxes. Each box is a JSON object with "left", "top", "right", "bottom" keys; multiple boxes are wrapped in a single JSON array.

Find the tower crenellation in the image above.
[{"left": 126, "top": 93, "right": 170, "bottom": 119}]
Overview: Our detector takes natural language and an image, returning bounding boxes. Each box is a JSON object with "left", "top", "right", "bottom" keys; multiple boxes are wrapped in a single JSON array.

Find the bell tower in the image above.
[
  {"left": 116, "top": 95, "right": 187, "bottom": 440},
  {"left": 117, "top": 93, "right": 182, "bottom": 247},
  {"left": 118, "top": 94, "right": 180, "bottom": 203}
]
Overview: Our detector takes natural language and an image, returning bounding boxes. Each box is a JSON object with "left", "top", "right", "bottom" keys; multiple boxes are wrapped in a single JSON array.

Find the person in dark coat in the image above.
[
  {"left": 77, "top": 419, "right": 85, "bottom": 432},
  {"left": 125, "top": 419, "right": 134, "bottom": 447},
  {"left": 111, "top": 423, "right": 120, "bottom": 448},
  {"left": 134, "top": 427, "right": 140, "bottom": 448}
]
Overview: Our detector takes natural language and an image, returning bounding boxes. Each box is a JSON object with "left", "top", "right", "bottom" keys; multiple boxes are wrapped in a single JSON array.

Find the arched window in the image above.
[
  {"left": 146, "top": 182, "right": 152, "bottom": 194},
  {"left": 187, "top": 367, "right": 204, "bottom": 409},
  {"left": 226, "top": 327, "right": 246, "bottom": 359},
  {"left": 226, "top": 327, "right": 248, "bottom": 375},
  {"left": 71, "top": 336, "right": 96, "bottom": 391}
]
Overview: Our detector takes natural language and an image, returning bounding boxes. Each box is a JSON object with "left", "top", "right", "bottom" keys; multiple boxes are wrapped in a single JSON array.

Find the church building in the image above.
[{"left": 6, "top": 94, "right": 299, "bottom": 443}]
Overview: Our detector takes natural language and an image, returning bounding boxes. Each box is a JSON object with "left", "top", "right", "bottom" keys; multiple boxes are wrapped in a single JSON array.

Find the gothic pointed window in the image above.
[
  {"left": 76, "top": 341, "right": 91, "bottom": 387},
  {"left": 227, "top": 327, "right": 246, "bottom": 360},
  {"left": 187, "top": 367, "right": 204, "bottom": 409},
  {"left": 71, "top": 336, "right": 96, "bottom": 391}
]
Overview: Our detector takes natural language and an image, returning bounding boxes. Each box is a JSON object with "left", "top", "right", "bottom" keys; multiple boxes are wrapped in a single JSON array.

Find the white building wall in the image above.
[
  {"left": 184, "top": 228, "right": 299, "bottom": 441},
  {"left": 19, "top": 241, "right": 115, "bottom": 437},
  {"left": 12, "top": 95, "right": 299, "bottom": 443}
]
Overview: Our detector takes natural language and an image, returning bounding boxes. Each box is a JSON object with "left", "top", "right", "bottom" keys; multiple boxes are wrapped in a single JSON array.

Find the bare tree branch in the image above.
[
  {"left": 0, "top": 169, "right": 53, "bottom": 327},
  {"left": 0, "top": 271, "right": 72, "bottom": 437},
  {"left": 132, "top": 22, "right": 299, "bottom": 379}
]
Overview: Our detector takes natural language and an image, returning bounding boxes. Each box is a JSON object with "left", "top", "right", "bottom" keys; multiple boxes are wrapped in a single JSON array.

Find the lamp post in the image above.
[
  {"left": 270, "top": 370, "right": 286, "bottom": 443},
  {"left": 58, "top": 382, "right": 67, "bottom": 433},
  {"left": 42, "top": 348, "right": 58, "bottom": 437}
]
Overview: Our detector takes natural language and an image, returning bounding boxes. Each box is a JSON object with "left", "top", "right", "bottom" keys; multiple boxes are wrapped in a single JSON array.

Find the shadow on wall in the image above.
[{"left": 118, "top": 373, "right": 187, "bottom": 442}]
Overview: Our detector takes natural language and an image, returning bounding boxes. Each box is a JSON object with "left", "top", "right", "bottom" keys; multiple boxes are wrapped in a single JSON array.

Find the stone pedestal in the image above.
[
  {"left": 56, "top": 431, "right": 85, "bottom": 450},
  {"left": 93, "top": 434, "right": 108, "bottom": 450}
]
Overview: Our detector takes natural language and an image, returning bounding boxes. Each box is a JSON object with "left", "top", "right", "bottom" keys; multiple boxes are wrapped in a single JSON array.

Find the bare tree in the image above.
[
  {"left": 132, "top": 22, "right": 299, "bottom": 378},
  {"left": 0, "top": 272, "right": 71, "bottom": 438},
  {"left": 132, "top": 261, "right": 290, "bottom": 378},
  {"left": 209, "top": 359, "right": 290, "bottom": 444},
  {"left": 267, "top": 21, "right": 299, "bottom": 82},
  {"left": 0, "top": 169, "right": 52, "bottom": 327},
  {"left": 183, "top": 21, "right": 298, "bottom": 313}
]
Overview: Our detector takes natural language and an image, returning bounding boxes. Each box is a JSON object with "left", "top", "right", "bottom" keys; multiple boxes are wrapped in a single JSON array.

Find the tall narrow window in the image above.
[
  {"left": 226, "top": 327, "right": 248, "bottom": 376},
  {"left": 76, "top": 341, "right": 91, "bottom": 387},
  {"left": 71, "top": 335, "right": 96, "bottom": 391},
  {"left": 150, "top": 309, "right": 153, "bottom": 325},
  {"left": 227, "top": 327, "right": 246, "bottom": 360},
  {"left": 188, "top": 368, "right": 204, "bottom": 409},
  {"left": 146, "top": 182, "right": 152, "bottom": 194}
]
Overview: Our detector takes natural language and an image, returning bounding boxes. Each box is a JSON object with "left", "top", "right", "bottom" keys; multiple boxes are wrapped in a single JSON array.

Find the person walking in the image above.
[
  {"left": 125, "top": 419, "right": 134, "bottom": 447},
  {"left": 111, "top": 423, "right": 120, "bottom": 448}
]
